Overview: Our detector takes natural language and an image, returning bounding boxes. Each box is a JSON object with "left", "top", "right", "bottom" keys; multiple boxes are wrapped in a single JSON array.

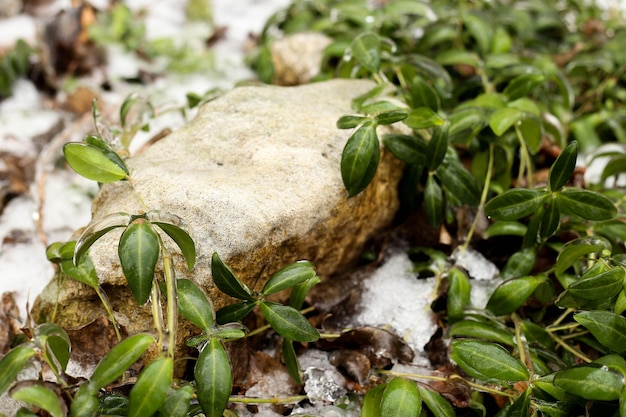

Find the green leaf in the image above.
[
  {"left": 259, "top": 302, "right": 319, "bottom": 342},
  {"left": 485, "top": 221, "right": 527, "bottom": 238},
  {"left": 417, "top": 385, "right": 455, "bottom": 417},
  {"left": 503, "top": 74, "right": 545, "bottom": 101},
  {"left": 409, "top": 77, "right": 440, "bottom": 110},
  {"left": 74, "top": 212, "right": 132, "bottom": 264},
  {"left": 282, "top": 339, "right": 302, "bottom": 385},
  {"left": 549, "top": 141, "right": 578, "bottom": 192},
  {"left": 215, "top": 301, "right": 256, "bottom": 325},
  {"left": 337, "top": 115, "right": 367, "bottom": 129},
  {"left": 129, "top": 357, "right": 173, "bottom": 417},
  {"left": 382, "top": 133, "right": 427, "bottom": 165},
  {"left": 262, "top": 261, "right": 316, "bottom": 296},
  {"left": 51, "top": 240, "right": 99, "bottom": 288},
  {"left": 574, "top": 311, "right": 626, "bottom": 354},
  {"left": 83, "top": 134, "right": 129, "bottom": 175},
  {"left": 464, "top": 13, "right": 493, "bottom": 55},
  {"left": 362, "top": 383, "right": 386, "bottom": 417},
  {"left": 437, "top": 50, "right": 481, "bottom": 68},
  {"left": 381, "top": 378, "right": 422, "bottom": 417},
  {"left": 159, "top": 385, "right": 194, "bottom": 417},
  {"left": 177, "top": 279, "right": 214, "bottom": 332},
  {"left": 424, "top": 174, "right": 443, "bottom": 227},
  {"left": 341, "top": 120, "right": 380, "bottom": 197},
  {"left": 447, "top": 267, "right": 471, "bottom": 322},
  {"left": 555, "top": 236, "right": 612, "bottom": 279},
  {"left": 486, "top": 276, "right": 545, "bottom": 316},
  {"left": 290, "top": 275, "right": 321, "bottom": 310},
  {"left": 568, "top": 267, "right": 624, "bottom": 300},
  {"left": 448, "top": 108, "right": 488, "bottom": 143},
  {"left": 351, "top": 32, "right": 381, "bottom": 73},
  {"left": 211, "top": 252, "right": 254, "bottom": 301},
  {"left": 427, "top": 121, "right": 449, "bottom": 171},
  {"left": 374, "top": 110, "right": 408, "bottom": 126},
  {"left": 506, "top": 387, "right": 531, "bottom": 417},
  {"left": 63, "top": 142, "right": 129, "bottom": 183},
  {"left": 449, "top": 321, "right": 515, "bottom": 346},
  {"left": 518, "top": 116, "right": 542, "bottom": 155},
  {"left": 195, "top": 338, "right": 232, "bottom": 417},
  {"left": 351, "top": 83, "right": 388, "bottom": 111},
  {"left": 539, "top": 198, "right": 560, "bottom": 239},
  {"left": 404, "top": 107, "right": 445, "bottom": 129},
  {"left": 119, "top": 220, "right": 160, "bottom": 305},
  {"left": 436, "top": 153, "right": 481, "bottom": 206},
  {"left": 0, "top": 346, "right": 36, "bottom": 395},
  {"left": 489, "top": 107, "right": 524, "bottom": 136},
  {"left": 11, "top": 383, "right": 65, "bottom": 417},
  {"left": 36, "top": 323, "right": 71, "bottom": 375},
  {"left": 556, "top": 189, "right": 616, "bottom": 220},
  {"left": 90, "top": 333, "right": 155, "bottom": 390},
  {"left": 450, "top": 340, "right": 529, "bottom": 382},
  {"left": 555, "top": 365, "right": 623, "bottom": 401},
  {"left": 484, "top": 189, "right": 548, "bottom": 220},
  {"left": 152, "top": 220, "right": 196, "bottom": 270},
  {"left": 70, "top": 384, "right": 100, "bottom": 417},
  {"left": 501, "top": 248, "right": 536, "bottom": 280}
]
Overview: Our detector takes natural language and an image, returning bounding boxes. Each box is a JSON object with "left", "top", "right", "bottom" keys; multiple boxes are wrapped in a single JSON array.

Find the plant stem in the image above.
[
  {"left": 462, "top": 143, "right": 494, "bottom": 250},
  {"left": 515, "top": 124, "right": 533, "bottom": 187},
  {"left": 150, "top": 282, "right": 165, "bottom": 354},
  {"left": 549, "top": 333, "right": 592, "bottom": 363},
  {"left": 95, "top": 285, "right": 122, "bottom": 342},
  {"left": 162, "top": 245, "right": 178, "bottom": 359}
]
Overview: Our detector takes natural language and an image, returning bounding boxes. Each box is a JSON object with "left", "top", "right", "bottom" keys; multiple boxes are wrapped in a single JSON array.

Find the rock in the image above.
[
  {"left": 270, "top": 32, "right": 332, "bottom": 85},
  {"left": 32, "top": 79, "right": 404, "bottom": 359}
]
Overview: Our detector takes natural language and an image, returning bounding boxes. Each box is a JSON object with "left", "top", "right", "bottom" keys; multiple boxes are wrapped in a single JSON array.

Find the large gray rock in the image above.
[{"left": 33, "top": 79, "right": 404, "bottom": 355}]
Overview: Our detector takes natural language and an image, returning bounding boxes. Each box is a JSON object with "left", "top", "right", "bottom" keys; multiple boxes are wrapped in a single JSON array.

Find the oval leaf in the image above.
[
  {"left": 215, "top": 301, "right": 257, "bottom": 325},
  {"left": 484, "top": 189, "right": 547, "bottom": 220},
  {"left": 341, "top": 121, "right": 380, "bottom": 197},
  {"left": 489, "top": 107, "right": 524, "bottom": 136},
  {"left": 555, "top": 236, "right": 612, "bottom": 279},
  {"left": 449, "top": 321, "right": 515, "bottom": 346},
  {"left": 90, "top": 333, "right": 155, "bottom": 390},
  {"left": 177, "top": 279, "right": 214, "bottom": 332},
  {"left": 549, "top": 141, "right": 578, "bottom": 192},
  {"left": 381, "top": 378, "right": 422, "bottom": 417},
  {"left": 70, "top": 384, "right": 100, "bottom": 417},
  {"left": 556, "top": 189, "right": 616, "bottom": 220},
  {"left": 337, "top": 115, "right": 366, "bottom": 129},
  {"left": 290, "top": 275, "right": 321, "bottom": 310},
  {"left": 259, "top": 302, "right": 319, "bottom": 342},
  {"left": 450, "top": 340, "right": 529, "bottom": 382},
  {"left": 211, "top": 252, "right": 254, "bottom": 301},
  {"left": 424, "top": 174, "right": 443, "bottom": 227},
  {"left": 447, "top": 267, "right": 471, "bottom": 322},
  {"left": 404, "top": 107, "right": 445, "bottom": 129},
  {"left": 574, "top": 311, "right": 626, "bottom": 354},
  {"left": 374, "top": 109, "right": 408, "bottom": 126},
  {"left": 503, "top": 74, "right": 545, "bottom": 101},
  {"left": 555, "top": 365, "right": 623, "bottom": 401},
  {"left": 63, "top": 142, "right": 128, "bottom": 183},
  {"left": 119, "top": 221, "right": 160, "bottom": 305},
  {"left": 151, "top": 220, "right": 196, "bottom": 270},
  {"left": 0, "top": 345, "right": 37, "bottom": 395},
  {"left": 539, "top": 198, "right": 560, "bottom": 239},
  {"left": 11, "top": 383, "right": 65, "bottom": 417},
  {"left": 568, "top": 267, "right": 624, "bottom": 300},
  {"left": 486, "top": 276, "right": 545, "bottom": 316},
  {"left": 427, "top": 121, "right": 449, "bottom": 171},
  {"left": 195, "top": 338, "right": 232, "bottom": 417},
  {"left": 436, "top": 154, "right": 481, "bottom": 206},
  {"left": 382, "top": 133, "right": 427, "bottom": 165},
  {"left": 159, "top": 385, "right": 194, "bottom": 417},
  {"left": 282, "top": 339, "right": 302, "bottom": 385},
  {"left": 262, "top": 261, "right": 316, "bottom": 296},
  {"left": 74, "top": 212, "right": 132, "bottom": 264},
  {"left": 351, "top": 32, "right": 381, "bottom": 73},
  {"left": 417, "top": 385, "right": 455, "bottom": 417},
  {"left": 362, "top": 383, "right": 386, "bottom": 417},
  {"left": 129, "top": 357, "right": 173, "bottom": 417}
]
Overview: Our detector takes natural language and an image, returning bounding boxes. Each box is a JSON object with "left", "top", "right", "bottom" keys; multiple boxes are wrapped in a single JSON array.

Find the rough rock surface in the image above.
[
  {"left": 270, "top": 32, "right": 332, "bottom": 85},
  {"left": 32, "top": 79, "right": 404, "bottom": 355}
]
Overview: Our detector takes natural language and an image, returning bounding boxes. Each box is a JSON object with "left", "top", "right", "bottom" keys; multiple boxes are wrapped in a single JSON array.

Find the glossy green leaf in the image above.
[
  {"left": 436, "top": 154, "right": 481, "bottom": 206},
  {"left": 484, "top": 189, "right": 547, "bottom": 220},
  {"left": 594, "top": 354, "right": 626, "bottom": 377},
  {"left": 382, "top": 133, "right": 427, "bottom": 165},
  {"left": 351, "top": 32, "right": 381, "bottom": 73},
  {"left": 450, "top": 340, "right": 529, "bottom": 382},
  {"left": 152, "top": 221, "right": 196, "bottom": 270},
  {"left": 449, "top": 321, "right": 515, "bottom": 346},
  {"left": 501, "top": 248, "right": 536, "bottom": 279},
  {"left": 518, "top": 116, "right": 542, "bottom": 154},
  {"left": 70, "top": 384, "right": 99, "bottom": 417},
  {"left": 549, "top": 141, "right": 578, "bottom": 192},
  {"left": 84, "top": 134, "right": 128, "bottom": 175},
  {"left": 447, "top": 267, "right": 471, "bottom": 321},
  {"left": 362, "top": 383, "right": 386, "bottom": 417},
  {"left": 489, "top": 107, "right": 524, "bottom": 136},
  {"left": 503, "top": 74, "right": 545, "bottom": 101},
  {"left": 177, "top": 279, "right": 214, "bottom": 332},
  {"left": 556, "top": 189, "right": 616, "bottom": 220},
  {"left": 486, "top": 276, "right": 545, "bottom": 316},
  {"left": 63, "top": 142, "right": 129, "bottom": 183},
  {"left": 448, "top": 108, "right": 488, "bottom": 143},
  {"left": 159, "top": 385, "right": 194, "bottom": 417},
  {"left": 337, "top": 115, "right": 367, "bottom": 129},
  {"left": 290, "top": 275, "right": 321, "bottom": 310},
  {"left": 574, "top": 311, "right": 626, "bottom": 354},
  {"left": 215, "top": 301, "right": 256, "bottom": 325},
  {"left": 341, "top": 120, "right": 380, "bottom": 197},
  {"left": 464, "top": 13, "right": 493, "bottom": 55},
  {"left": 119, "top": 221, "right": 160, "bottom": 305},
  {"left": 36, "top": 323, "right": 71, "bottom": 375},
  {"left": 427, "top": 121, "right": 449, "bottom": 171},
  {"left": 0, "top": 345, "right": 36, "bottom": 395},
  {"left": 437, "top": 50, "right": 481, "bottom": 68},
  {"left": 374, "top": 109, "right": 408, "bottom": 126},
  {"left": 262, "top": 261, "right": 316, "bottom": 296},
  {"left": 485, "top": 221, "right": 527, "bottom": 238},
  {"left": 211, "top": 252, "right": 254, "bottom": 301},
  {"left": 409, "top": 77, "right": 440, "bottom": 110},
  {"left": 11, "top": 383, "right": 64, "bottom": 417},
  {"left": 74, "top": 212, "right": 132, "bottom": 264},
  {"left": 568, "top": 267, "right": 624, "bottom": 300},
  {"left": 90, "top": 333, "right": 154, "bottom": 390},
  {"left": 555, "top": 365, "right": 623, "bottom": 401},
  {"left": 404, "top": 107, "right": 445, "bottom": 129},
  {"left": 282, "top": 339, "right": 302, "bottom": 385},
  {"left": 539, "top": 198, "right": 560, "bottom": 239},
  {"left": 555, "top": 236, "right": 612, "bottom": 279},
  {"left": 418, "top": 385, "right": 455, "bottom": 417},
  {"left": 195, "top": 338, "right": 232, "bottom": 417},
  {"left": 351, "top": 83, "right": 389, "bottom": 111},
  {"left": 259, "top": 302, "right": 319, "bottom": 342},
  {"left": 506, "top": 387, "right": 531, "bottom": 417},
  {"left": 52, "top": 240, "right": 99, "bottom": 289},
  {"left": 424, "top": 174, "right": 443, "bottom": 227},
  {"left": 381, "top": 378, "right": 421, "bottom": 417},
  {"left": 129, "top": 357, "right": 173, "bottom": 417}
]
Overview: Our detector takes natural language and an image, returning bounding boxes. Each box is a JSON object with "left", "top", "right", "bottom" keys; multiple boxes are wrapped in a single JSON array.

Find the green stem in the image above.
[
  {"left": 150, "top": 282, "right": 165, "bottom": 354},
  {"left": 515, "top": 124, "right": 533, "bottom": 187},
  {"left": 162, "top": 245, "right": 178, "bottom": 359},
  {"left": 95, "top": 286, "right": 122, "bottom": 342},
  {"left": 549, "top": 332, "right": 592, "bottom": 363},
  {"left": 512, "top": 313, "right": 531, "bottom": 372},
  {"left": 462, "top": 143, "right": 494, "bottom": 251}
]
